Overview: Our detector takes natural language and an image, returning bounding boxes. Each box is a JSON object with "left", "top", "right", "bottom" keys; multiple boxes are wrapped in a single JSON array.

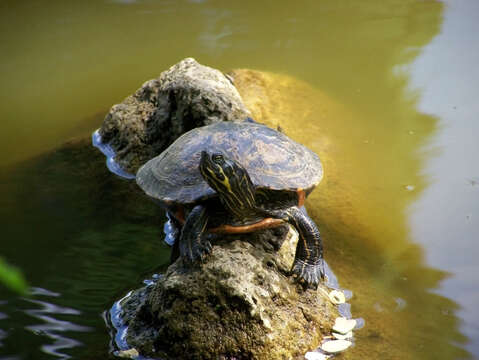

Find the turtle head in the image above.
[{"left": 199, "top": 151, "right": 256, "bottom": 217}]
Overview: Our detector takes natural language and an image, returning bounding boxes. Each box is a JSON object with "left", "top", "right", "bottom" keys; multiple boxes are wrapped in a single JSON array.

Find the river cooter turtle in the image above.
[{"left": 136, "top": 120, "right": 325, "bottom": 286}]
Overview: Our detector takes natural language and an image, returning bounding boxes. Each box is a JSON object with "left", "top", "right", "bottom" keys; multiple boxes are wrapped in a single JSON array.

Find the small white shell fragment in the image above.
[
  {"left": 333, "top": 317, "right": 357, "bottom": 334},
  {"left": 394, "top": 297, "right": 407, "bottom": 311},
  {"left": 332, "top": 331, "right": 353, "bottom": 340},
  {"left": 320, "top": 339, "right": 352, "bottom": 353},
  {"left": 328, "top": 290, "right": 346, "bottom": 304},
  {"left": 305, "top": 351, "right": 331, "bottom": 360},
  {"left": 117, "top": 348, "right": 139, "bottom": 358}
]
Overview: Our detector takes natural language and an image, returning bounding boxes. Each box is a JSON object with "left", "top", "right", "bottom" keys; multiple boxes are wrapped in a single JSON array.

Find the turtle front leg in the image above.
[
  {"left": 179, "top": 204, "right": 212, "bottom": 262},
  {"left": 289, "top": 206, "right": 325, "bottom": 287},
  {"left": 267, "top": 206, "right": 324, "bottom": 287}
]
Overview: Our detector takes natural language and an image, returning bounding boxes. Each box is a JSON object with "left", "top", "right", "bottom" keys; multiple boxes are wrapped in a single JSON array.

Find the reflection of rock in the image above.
[
  {"left": 98, "top": 58, "right": 250, "bottom": 174},
  {"left": 2, "top": 137, "right": 162, "bottom": 232},
  {"left": 117, "top": 227, "right": 337, "bottom": 360}
]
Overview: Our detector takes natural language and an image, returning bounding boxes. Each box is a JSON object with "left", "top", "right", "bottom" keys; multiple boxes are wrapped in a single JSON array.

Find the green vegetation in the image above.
[{"left": 0, "top": 257, "right": 28, "bottom": 294}]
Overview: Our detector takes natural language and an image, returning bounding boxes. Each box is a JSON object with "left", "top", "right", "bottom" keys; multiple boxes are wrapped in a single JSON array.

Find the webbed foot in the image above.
[{"left": 291, "top": 259, "right": 325, "bottom": 288}]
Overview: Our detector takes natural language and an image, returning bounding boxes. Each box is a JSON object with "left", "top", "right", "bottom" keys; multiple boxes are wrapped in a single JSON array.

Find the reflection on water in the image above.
[
  {"left": 408, "top": 0, "right": 479, "bottom": 354},
  {"left": 0, "top": 140, "right": 169, "bottom": 359},
  {"left": 0, "top": 288, "right": 90, "bottom": 360},
  {"left": 24, "top": 293, "right": 91, "bottom": 359},
  {"left": 0, "top": 0, "right": 477, "bottom": 359},
  {"left": 91, "top": 130, "right": 136, "bottom": 180}
]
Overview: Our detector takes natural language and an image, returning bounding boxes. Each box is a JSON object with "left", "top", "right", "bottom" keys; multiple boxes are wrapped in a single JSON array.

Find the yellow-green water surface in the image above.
[{"left": 1, "top": 1, "right": 478, "bottom": 359}]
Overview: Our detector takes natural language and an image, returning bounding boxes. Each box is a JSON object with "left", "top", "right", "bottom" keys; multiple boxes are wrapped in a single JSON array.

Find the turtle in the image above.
[{"left": 136, "top": 120, "right": 325, "bottom": 286}]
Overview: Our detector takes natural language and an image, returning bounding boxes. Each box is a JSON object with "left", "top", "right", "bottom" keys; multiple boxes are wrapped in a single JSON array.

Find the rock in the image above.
[
  {"left": 117, "top": 226, "right": 337, "bottom": 360},
  {"left": 116, "top": 348, "right": 139, "bottom": 358},
  {"left": 98, "top": 58, "right": 250, "bottom": 175},
  {"left": 93, "top": 65, "right": 348, "bottom": 358}
]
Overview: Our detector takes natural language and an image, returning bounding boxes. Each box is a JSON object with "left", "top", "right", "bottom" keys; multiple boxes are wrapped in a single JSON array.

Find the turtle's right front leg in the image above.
[
  {"left": 179, "top": 204, "right": 212, "bottom": 262},
  {"left": 265, "top": 206, "right": 324, "bottom": 287}
]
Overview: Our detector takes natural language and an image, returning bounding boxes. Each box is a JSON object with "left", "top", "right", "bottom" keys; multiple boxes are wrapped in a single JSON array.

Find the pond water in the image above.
[{"left": 1, "top": 0, "right": 478, "bottom": 359}]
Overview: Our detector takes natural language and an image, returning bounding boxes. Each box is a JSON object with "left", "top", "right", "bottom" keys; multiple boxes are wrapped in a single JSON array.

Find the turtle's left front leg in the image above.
[
  {"left": 268, "top": 206, "right": 324, "bottom": 287},
  {"left": 179, "top": 204, "right": 212, "bottom": 262}
]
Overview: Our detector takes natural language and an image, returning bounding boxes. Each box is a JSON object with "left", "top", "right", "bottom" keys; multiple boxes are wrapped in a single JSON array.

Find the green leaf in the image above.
[{"left": 0, "top": 257, "right": 28, "bottom": 295}]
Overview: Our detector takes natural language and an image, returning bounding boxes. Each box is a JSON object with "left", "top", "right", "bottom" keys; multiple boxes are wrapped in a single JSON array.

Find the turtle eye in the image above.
[{"left": 212, "top": 154, "right": 224, "bottom": 163}]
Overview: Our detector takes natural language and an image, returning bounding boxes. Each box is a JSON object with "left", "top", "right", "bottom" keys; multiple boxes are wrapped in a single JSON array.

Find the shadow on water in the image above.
[{"left": 0, "top": 140, "right": 169, "bottom": 359}]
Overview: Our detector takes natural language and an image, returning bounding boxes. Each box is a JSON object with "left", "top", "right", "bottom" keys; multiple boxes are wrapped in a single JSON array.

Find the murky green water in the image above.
[{"left": 1, "top": 0, "right": 478, "bottom": 359}]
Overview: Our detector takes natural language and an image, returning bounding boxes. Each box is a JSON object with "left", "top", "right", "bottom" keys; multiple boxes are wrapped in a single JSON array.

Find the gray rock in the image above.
[
  {"left": 117, "top": 226, "right": 337, "bottom": 360},
  {"left": 98, "top": 58, "right": 250, "bottom": 175}
]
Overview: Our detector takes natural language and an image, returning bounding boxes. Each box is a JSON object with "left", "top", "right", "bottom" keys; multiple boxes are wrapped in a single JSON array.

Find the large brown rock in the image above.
[
  {"left": 118, "top": 227, "right": 337, "bottom": 360},
  {"left": 98, "top": 58, "right": 250, "bottom": 175},
  {"left": 98, "top": 63, "right": 342, "bottom": 359}
]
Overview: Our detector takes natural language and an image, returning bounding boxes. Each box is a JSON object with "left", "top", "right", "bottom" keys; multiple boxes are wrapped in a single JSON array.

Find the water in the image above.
[
  {"left": 0, "top": 0, "right": 478, "bottom": 359},
  {"left": 91, "top": 129, "right": 136, "bottom": 179}
]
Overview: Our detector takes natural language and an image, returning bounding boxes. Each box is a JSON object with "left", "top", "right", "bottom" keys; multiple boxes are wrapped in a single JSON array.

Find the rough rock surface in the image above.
[
  {"left": 119, "top": 226, "right": 337, "bottom": 360},
  {"left": 98, "top": 58, "right": 250, "bottom": 174},
  {"left": 94, "top": 63, "right": 339, "bottom": 359}
]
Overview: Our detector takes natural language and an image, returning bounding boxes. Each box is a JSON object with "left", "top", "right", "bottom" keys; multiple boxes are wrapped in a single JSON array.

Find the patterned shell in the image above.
[{"left": 136, "top": 121, "right": 323, "bottom": 205}]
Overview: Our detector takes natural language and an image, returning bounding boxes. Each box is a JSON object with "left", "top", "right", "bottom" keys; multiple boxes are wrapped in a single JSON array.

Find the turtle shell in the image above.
[{"left": 136, "top": 121, "right": 323, "bottom": 205}]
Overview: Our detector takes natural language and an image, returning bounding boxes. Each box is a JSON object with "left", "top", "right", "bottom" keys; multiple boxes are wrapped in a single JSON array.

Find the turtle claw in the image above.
[
  {"left": 205, "top": 240, "right": 213, "bottom": 253},
  {"left": 181, "top": 238, "right": 212, "bottom": 263},
  {"left": 291, "top": 259, "right": 325, "bottom": 288},
  {"left": 198, "top": 240, "right": 213, "bottom": 262}
]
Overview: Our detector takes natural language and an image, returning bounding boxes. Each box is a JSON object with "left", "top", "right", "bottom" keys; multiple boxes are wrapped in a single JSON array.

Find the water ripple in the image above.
[{"left": 22, "top": 290, "right": 92, "bottom": 359}]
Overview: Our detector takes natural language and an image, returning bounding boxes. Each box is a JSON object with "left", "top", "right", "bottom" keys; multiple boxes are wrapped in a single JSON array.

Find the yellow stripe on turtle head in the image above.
[
  {"left": 215, "top": 166, "right": 234, "bottom": 195},
  {"left": 205, "top": 165, "right": 233, "bottom": 195}
]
